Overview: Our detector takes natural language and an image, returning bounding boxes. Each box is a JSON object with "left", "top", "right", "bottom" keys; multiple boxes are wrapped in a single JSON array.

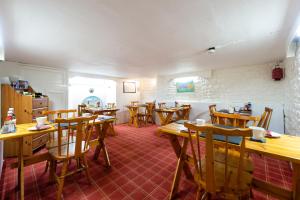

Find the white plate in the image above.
[
  {"left": 266, "top": 131, "right": 281, "bottom": 138},
  {"left": 28, "top": 125, "right": 51, "bottom": 131}
]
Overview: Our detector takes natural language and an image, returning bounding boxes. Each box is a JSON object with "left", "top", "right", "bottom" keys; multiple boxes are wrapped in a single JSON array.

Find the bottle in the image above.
[
  {"left": 8, "top": 108, "right": 16, "bottom": 119},
  {"left": 6, "top": 111, "right": 13, "bottom": 121}
]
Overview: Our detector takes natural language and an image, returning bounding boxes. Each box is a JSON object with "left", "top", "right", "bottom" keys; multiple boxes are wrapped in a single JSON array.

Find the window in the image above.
[{"left": 68, "top": 76, "right": 116, "bottom": 109}]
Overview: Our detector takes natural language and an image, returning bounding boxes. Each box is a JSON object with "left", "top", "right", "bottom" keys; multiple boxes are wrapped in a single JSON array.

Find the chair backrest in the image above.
[
  {"left": 213, "top": 112, "right": 260, "bottom": 128},
  {"left": 42, "top": 109, "right": 77, "bottom": 122},
  {"left": 78, "top": 104, "right": 87, "bottom": 116},
  {"left": 107, "top": 103, "right": 116, "bottom": 109},
  {"left": 130, "top": 101, "right": 139, "bottom": 106},
  {"left": 158, "top": 102, "right": 166, "bottom": 109},
  {"left": 55, "top": 115, "right": 97, "bottom": 158},
  {"left": 181, "top": 104, "right": 191, "bottom": 120},
  {"left": 184, "top": 122, "right": 252, "bottom": 195},
  {"left": 209, "top": 104, "right": 217, "bottom": 123},
  {"left": 257, "top": 107, "right": 273, "bottom": 130}
]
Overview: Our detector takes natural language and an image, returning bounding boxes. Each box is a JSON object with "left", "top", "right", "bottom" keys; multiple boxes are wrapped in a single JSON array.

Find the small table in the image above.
[
  {"left": 0, "top": 117, "right": 115, "bottom": 200},
  {"left": 158, "top": 122, "right": 300, "bottom": 200},
  {"left": 85, "top": 108, "right": 119, "bottom": 135},
  {"left": 126, "top": 104, "right": 146, "bottom": 127},
  {"left": 85, "top": 107, "right": 119, "bottom": 116},
  {"left": 155, "top": 107, "right": 191, "bottom": 126}
]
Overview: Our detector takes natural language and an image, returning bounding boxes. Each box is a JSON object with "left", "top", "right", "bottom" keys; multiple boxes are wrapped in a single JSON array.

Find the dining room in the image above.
[{"left": 1, "top": 1, "right": 300, "bottom": 200}]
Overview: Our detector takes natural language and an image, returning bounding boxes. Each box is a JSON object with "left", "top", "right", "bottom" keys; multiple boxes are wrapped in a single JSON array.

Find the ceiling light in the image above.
[{"left": 207, "top": 47, "right": 216, "bottom": 54}]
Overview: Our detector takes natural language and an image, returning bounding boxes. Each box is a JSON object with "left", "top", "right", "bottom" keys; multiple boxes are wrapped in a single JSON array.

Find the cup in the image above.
[
  {"left": 249, "top": 126, "right": 266, "bottom": 140},
  {"left": 196, "top": 119, "right": 205, "bottom": 126},
  {"left": 36, "top": 116, "right": 47, "bottom": 126}
]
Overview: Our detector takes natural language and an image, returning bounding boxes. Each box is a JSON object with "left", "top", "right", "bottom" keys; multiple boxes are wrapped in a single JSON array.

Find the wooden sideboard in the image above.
[{"left": 1, "top": 84, "right": 49, "bottom": 157}]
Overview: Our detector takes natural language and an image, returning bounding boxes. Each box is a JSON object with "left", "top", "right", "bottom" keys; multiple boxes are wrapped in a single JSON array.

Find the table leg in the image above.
[
  {"left": 157, "top": 112, "right": 165, "bottom": 125},
  {"left": 164, "top": 112, "right": 175, "bottom": 125},
  {"left": 93, "top": 123, "right": 111, "bottom": 167},
  {"left": 17, "top": 137, "right": 24, "bottom": 200},
  {"left": 133, "top": 115, "right": 139, "bottom": 128},
  {"left": 169, "top": 136, "right": 192, "bottom": 199},
  {"left": 293, "top": 163, "right": 300, "bottom": 200},
  {"left": 175, "top": 110, "right": 183, "bottom": 121}
]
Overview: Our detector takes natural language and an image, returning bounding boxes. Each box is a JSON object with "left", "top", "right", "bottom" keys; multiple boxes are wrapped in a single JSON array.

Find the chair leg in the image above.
[
  {"left": 45, "top": 161, "right": 49, "bottom": 173},
  {"left": 49, "top": 160, "right": 55, "bottom": 183},
  {"left": 83, "top": 155, "right": 92, "bottom": 183},
  {"left": 57, "top": 160, "right": 68, "bottom": 200},
  {"left": 196, "top": 187, "right": 202, "bottom": 200}
]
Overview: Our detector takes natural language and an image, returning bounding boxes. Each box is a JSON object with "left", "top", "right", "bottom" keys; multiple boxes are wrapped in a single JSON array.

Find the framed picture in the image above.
[
  {"left": 123, "top": 81, "right": 136, "bottom": 93},
  {"left": 176, "top": 81, "right": 195, "bottom": 93}
]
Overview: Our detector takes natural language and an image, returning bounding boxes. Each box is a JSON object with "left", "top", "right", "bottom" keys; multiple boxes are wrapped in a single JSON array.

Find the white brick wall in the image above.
[
  {"left": 283, "top": 55, "right": 300, "bottom": 135},
  {"left": 156, "top": 63, "right": 285, "bottom": 104},
  {"left": 141, "top": 63, "right": 288, "bottom": 133}
]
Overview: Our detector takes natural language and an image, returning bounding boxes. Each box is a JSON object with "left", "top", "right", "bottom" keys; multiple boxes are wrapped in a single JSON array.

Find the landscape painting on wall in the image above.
[{"left": 176, "top": 81, "right": 195, "bottom": 93}]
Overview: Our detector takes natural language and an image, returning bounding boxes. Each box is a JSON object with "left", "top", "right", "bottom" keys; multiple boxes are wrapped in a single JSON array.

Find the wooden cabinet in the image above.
[{"left": 1, "top": 84, "right": 50, "bottom": 157}]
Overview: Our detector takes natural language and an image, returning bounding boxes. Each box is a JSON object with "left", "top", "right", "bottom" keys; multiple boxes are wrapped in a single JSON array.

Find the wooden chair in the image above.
[
  {"left": 181, "top": 104, "right": 191, "bottom": 120},
  {"left": 42, "top": 109, "right": 77, "bottom": 172},
  {"left": 184, "top": 122, "right": 253, "bottom": 199},
  {"left": 213, "top": 112, "right": 260, "bottom": 128},
  {"left": 78, "top": 104, "right": 87, "bottom": 116},
  {"left": 107, "top": 103, "right": 116, "bottom": 109},
  {"left": 138, "top": 102, "right": 155, "bottom": 125},
  {"left": 49, "top": 115, "right": 97, "bottom": 200},
  {"left": 42, "top": 109, "right": 77, "bottom": 147},
  {"left": 209, "top": 104, "right": 217, "bottom": 123},
  {"left": 257, "top": 107, "right": 273, "bottom": 130}
]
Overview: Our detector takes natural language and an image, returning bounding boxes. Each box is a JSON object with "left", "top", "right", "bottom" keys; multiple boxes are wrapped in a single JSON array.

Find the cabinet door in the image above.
[
  {"left": 21, "top": 96, "right": 33, "bottom": 123},
  {"left": 1, "top": 85, "right": 14, "bottom": 124}
]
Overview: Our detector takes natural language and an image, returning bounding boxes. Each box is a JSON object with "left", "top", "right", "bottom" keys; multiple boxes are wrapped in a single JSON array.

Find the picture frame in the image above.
[{"left": 123, "top": 81, "right": 136, "bottom": 93}]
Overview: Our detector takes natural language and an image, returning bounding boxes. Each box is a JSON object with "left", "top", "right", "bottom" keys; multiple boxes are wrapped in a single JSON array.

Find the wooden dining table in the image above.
[
  {"left": 155, "top": 106, "right": 191, "bottom": 126},
  {"left": 85, "top": 107, "right": 119, "bottom": 135},
  {"left": 158, "top": 122, "right": 300, "bottom": 200},
  {"left": 126, "top": 104, "right": 147, "bottom": 127},
  {"left": 85, "top": 107, "right": 119, "bottom": 116},
  {"left": 0, "top": 116, "right": 115, "bottom": 200}
]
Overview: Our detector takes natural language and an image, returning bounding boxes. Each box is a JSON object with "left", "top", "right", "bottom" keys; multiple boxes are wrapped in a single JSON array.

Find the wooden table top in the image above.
[
  {"left": 86, "top": 108, "right": 119, "bottom": 112},
  {"left": 159, "top": 122, "right": 300, "bottom": 164},
  {"left": 126, "top": 104, "right": 147, "bottom": 108},
  {"left": 155, "top": 107, "right": 185, "bottom": 112},
  {"left": 0, "top": 117, "right": 115, "bottom": 141}
]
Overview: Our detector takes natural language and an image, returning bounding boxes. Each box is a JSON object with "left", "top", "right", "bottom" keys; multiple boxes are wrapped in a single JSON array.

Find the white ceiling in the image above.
[{"left": 1, "top": 0, "right": 300, "bottom": 77}]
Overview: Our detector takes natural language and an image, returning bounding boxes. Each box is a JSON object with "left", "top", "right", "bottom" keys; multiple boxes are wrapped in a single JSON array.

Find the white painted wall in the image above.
[
  {"left": 0, "top": 61, "right": 68, "bottom": 110},
  {"left": 116, "top": 79, "right": 141, "bottom": 123},
  {"left": 68, "top": 77, "right": 117, "bottom": 109},
  {"left": 0, "top": 62, "right": 142, "bottom": 124}
]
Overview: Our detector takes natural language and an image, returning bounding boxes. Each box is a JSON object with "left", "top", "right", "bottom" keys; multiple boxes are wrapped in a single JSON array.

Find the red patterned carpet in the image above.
[{"left": 0, "top": 124, "right": 292, "bottom": 200}]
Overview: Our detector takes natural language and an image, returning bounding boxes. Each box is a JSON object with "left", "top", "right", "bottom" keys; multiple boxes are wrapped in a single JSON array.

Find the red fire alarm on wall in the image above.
[{"left": 272, "top": 66, "right": 284, "bottom": 81}]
